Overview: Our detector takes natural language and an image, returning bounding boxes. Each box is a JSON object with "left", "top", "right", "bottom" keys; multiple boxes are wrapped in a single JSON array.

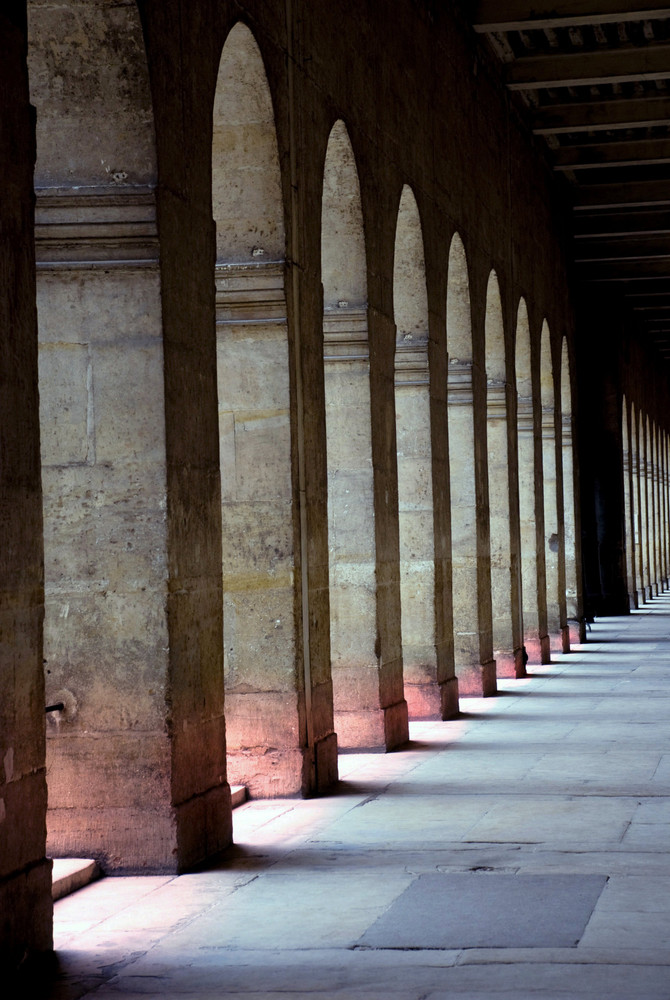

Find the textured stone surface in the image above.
[{"left": 0, "top": 3, "right": 52, "bottom": 966}]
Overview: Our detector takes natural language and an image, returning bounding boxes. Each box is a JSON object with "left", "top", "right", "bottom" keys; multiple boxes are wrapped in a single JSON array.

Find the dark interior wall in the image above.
[
  {"left": 577, "top": 288, "right": 670, "bottom": 617},
  {"left": 0, "top": 0, "right": 51, "bottom": 970}
]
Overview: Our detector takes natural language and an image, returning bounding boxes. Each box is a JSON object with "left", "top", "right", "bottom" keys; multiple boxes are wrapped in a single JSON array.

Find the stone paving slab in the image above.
[{"left": 358, "top": 873, "right": 607, "bottom": 949}]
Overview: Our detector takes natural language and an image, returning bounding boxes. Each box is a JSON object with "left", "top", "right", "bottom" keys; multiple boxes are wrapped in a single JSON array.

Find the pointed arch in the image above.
[
  {"left": 213, "top": 22, "right": 304, "bottom": 796},
  {"left": 393, "top": 185, "right": 439, "bottom": 715},
  {"left": 212, "top": 23, "right": 284, "bottom": 264}
]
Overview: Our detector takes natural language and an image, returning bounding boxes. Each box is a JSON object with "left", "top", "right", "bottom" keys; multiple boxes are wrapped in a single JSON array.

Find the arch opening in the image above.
[{"left": 213, "top": 23, "right": 301, "bottom": 798}]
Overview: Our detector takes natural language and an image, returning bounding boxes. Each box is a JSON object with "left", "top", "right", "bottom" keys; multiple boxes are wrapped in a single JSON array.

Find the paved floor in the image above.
[{"left": 45, "top": 598, "right": 670, "bottom": 999}]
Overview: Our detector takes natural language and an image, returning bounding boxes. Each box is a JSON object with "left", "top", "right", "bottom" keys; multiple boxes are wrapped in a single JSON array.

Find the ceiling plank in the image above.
[
  {"left": 574, "top": 209, "right": 670, "bottom": 237},
  {"left": 575, "top": 235, "right": 670, "bottom": 260},
  {"left": 531, "top": 95, "right": 670, "bottom": 134},
  {"left": 474, "top": 1, "right": 670, "bottom": 32},
  {"left": 573, "top": 178, "right": 670, "bottom": 208},
  {"left": 578, "top": 258, "right": 670, "bottom": 278},
  {"left": 506, "top": 43, "right": 670, "bottom": 90},
  {"left": 554, "top": 136, "right": 670, "bottom": 169}
]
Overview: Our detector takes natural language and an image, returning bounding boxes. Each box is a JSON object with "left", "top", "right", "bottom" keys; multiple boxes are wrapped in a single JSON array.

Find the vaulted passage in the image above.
[{"left": 4, "top": 0, "right": 670, "bottom": 978}]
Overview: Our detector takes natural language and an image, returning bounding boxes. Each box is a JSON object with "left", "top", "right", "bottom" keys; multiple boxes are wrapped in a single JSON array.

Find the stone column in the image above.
[
  {"left": 396, "top": 343, "right": 447, "bottom": 716},
  {"left": 448, "top": 361, "right": 496, "bottom": 695},
  {"left": 563, "top": 403, "right": 583, "bottom": 633},
  {"left": 622, "top": 406, "right": 638, "bottom": 610},
  {"left": 324, "top": 308, "right": 383, "bottom": 745},
  {"left": 517, "top": 394, "right": 542, "bottom": 661},
  {"left": 0, "top": 2, "right": 52, "bottom": 963},
  {"left": 635, "top": 412, "right": 647, "bottom": 605},
  {"left": 487, "top": 382, "right": 518, "bottom": 676},
  {"left": 542, "top": 406, "right": 562, "bottom": 649},
  {"left": 216, "top": 261, "right": 316, "bottom": 794},
  {"left": 368, "top": 308, "right": 410, "bottom": 747}
]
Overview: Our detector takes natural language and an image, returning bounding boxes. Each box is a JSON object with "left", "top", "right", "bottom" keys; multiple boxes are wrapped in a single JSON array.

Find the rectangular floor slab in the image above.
[{"left": 358, "top": 873, "right": 607, "bottom": 949}]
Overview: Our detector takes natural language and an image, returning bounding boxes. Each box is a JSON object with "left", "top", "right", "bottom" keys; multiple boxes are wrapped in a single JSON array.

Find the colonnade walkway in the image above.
[{"left": 47, "top": 600, "right": 670, "bottom": 999}]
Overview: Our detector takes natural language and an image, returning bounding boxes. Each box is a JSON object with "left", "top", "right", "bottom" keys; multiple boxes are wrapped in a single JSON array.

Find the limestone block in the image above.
[
  {"left": 221, "top": 499, "right": 294, "bottom": 578},
  {"left": 43, "top": 591, "right": 169, "bottom": 732},
  {"left": 38, "top": 343, "right": 91, "bottom": 465},
  {"left": 224, "top": 692, "right": 301, "bottom": 749},
  {"left": 217, "top": 326, "right": 290, "bottom": 414},
  {"left": 46, "top": 733, "right": 171, "bottom": 811},
  {"left": 223, "top": 588, "right": 296, "bottom": 694},
  {"left": 28, "top": 0, "right": 156, "bottom": 188}
]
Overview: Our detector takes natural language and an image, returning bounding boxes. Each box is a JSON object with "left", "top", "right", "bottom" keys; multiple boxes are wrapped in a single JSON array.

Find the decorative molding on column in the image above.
[
  {"left": 35, "top": 186, "right": 159, "bottom": 269},
  {"left": 487, "top": 381, "right": 507, "bottom": 420},
  {"left": 323, "top": 307, "right": 368, "bottom": 362},
  {"left": 517, "top": 395, "right": 534, "bottom": 433},
  {"left": 395, "top": 339, "right": 429, "bottom": 387},
  {"left": 542, "top": 407, "right": 557, "bottom": 439},
  {"left": 215, "top": 261, "right": 286, "bottom": 324},
  {"left": 447, "top": 360, "right": 473, "bottom": 405},
  {"left": 562, "top": 412, "right": 573, "bottom": 445}
]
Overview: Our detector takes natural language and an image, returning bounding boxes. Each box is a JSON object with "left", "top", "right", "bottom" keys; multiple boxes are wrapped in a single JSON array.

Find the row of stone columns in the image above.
[
  {"left": 623, "top": 398, "right": 670, "bottom": 607},
  {"left": 30, "top": 9, "right": 582, "bottom": 870}
]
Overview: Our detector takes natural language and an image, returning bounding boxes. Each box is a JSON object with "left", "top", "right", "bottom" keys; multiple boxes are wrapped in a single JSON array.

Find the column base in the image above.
[
  {"left": 540, "top": 634, "right": 551, "bottom": 664},
  {"left": 405, "top": 681, "right": 443, "bottom": 720},
  {"left": 568, "top": 620, "right": 582, "bottom": 646},
  {"left": 456, "top": 660, "right": 497, "bottom": 696},
  {"left": 48, "top": 786, "right": 233, "bottom": 875},
  {"left": 514, "top": 646, "right": 528, "bottom": 678},
  {"left": 561, "top": 625, "right": 571, "bottom": 653},
  {"left": 440, "top": 676, "right": 460, "bottom": 719},
  {"left": 523, "top": 636, "right": 543, "bottom": 666},
  {"left": 303, "top": 732, "right": 339, "bottom": 796},
  {"left": 494, "top": 650, "right": 517, "bottom": 679},
  {"left": 335, "top": 700, "right": 409, "bottom": 751}
]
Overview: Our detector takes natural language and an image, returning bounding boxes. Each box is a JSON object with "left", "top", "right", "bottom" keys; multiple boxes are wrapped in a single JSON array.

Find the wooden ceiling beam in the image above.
[
  {"left": 474, "top": 1, "right": 670, "bottom": 32},
  {"left": 506, "top": 43, "right": 670, "bottom": 90},
  {"left": 575, "top": 236, "right": 670, "bottom": 260},
  {"left": 573, "top": 178, "right": 670, "bottom": 208},
  {"left": 531, "top": 95, "right": 670, "bottom": 134},
  {"left": 574, "top": 209, "right": 670, "bottom": 237},
  {"left": 578, "top": 257, "right": 670, "bottom": 278},
  {"left": 554, "top": 136, "right": 670, "bottom": 169}
]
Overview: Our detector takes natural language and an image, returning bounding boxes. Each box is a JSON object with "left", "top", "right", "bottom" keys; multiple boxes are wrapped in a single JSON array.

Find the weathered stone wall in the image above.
[{"left": 0, "top": 1, "right": 52, "bottom": 967}]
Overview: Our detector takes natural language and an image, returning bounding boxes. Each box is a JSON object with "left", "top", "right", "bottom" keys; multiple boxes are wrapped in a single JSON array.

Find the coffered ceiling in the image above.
[{"left": 472, "top": 1, "right": 670, "bottom": 359}]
